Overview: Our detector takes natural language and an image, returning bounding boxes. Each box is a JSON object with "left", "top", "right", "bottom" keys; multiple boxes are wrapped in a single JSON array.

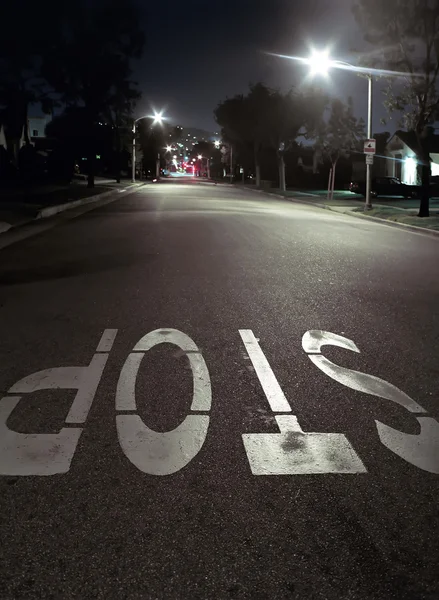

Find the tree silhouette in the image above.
[
  {"left": 353, "top": 0, "right": 439, "bottom": 216},
  {"left": 318, "top": 98, "right": 365, "bottom": 198},
  {"left": 215, "top": 83, "right": 326, "bottom": 189},
  {"left": 0, "top": 0, "right": 58, "bottom": 166},
  {"left": 42, "top": 0, "right": 144, "bottom": 187}
]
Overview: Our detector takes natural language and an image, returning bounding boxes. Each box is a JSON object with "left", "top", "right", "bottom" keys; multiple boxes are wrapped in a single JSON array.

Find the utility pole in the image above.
[
  {"left": 131, "top": 120, "right": 136, "bottom": 183},
  {"left": 229, "top": 145, "right": 233, "bottom": 183},
  {"left": 365, "top": 74, "right": 373, "bottom": 211}
]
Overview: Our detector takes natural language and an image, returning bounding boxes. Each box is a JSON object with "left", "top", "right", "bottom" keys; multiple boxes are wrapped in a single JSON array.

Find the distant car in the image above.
[
  {"left": 185, "top": 165, "right": 194, "bottom": 174},
  {"left": 349, "top": 177, "right": 417, "bottom": 198}
]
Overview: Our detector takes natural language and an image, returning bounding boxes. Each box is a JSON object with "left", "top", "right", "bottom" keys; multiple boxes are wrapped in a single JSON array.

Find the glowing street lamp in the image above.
[
  {"left": 132, "top": 115, "right": 150, "bottom": 183},
  {"left": 271, "top": 48, "right": 425, "bottom": 210},
  {"left": 306, "top": 50, "right": 333, "bottom": 76},
  {"left": 152, "top": 111, "right": 164, "bottom": 126},
  {"left": 304, "top": 51, "right": 373, "bottom": 210},
  {"left": 198, "top": 154, "right": 203, "bottom": 160},
  {"left": 214, "top": 140, "right": 221, "bottom": 148},
  {"left": 132, "top": 110, "right": 166, "bottom": 182}
]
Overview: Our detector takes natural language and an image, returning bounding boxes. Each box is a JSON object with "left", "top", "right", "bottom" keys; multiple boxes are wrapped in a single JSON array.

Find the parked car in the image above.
[
  {"left": 430, "top": 176, "right": 439, "bottom": 198},
  {"left": 349, "top": 177, "right": 417, "bottom": 198}
]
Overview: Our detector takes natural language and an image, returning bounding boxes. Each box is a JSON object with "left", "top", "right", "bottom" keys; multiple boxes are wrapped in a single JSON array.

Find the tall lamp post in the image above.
[
  {"left": 305, "top": 51, "right": 374, "bottom": 210},
  {"left": 365, "top": 73, "right": 373, "bottom": 210},
  {"left": 165, "top": 145, "right": 173, "bottom": 172},
  {"left": 132, "top": 111, "right": 164, "bottom": 183},
  {"left": 272, "top": 49, "right": 424, "bottom": 211}
]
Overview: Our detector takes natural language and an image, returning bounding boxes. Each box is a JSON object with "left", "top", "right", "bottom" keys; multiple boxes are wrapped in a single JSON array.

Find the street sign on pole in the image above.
[
  {"left": 364, "top": 139, "right": 376, "bottom": 154},
  {"left": 365, "top": 154, "right": 374, "bottom": 165}
]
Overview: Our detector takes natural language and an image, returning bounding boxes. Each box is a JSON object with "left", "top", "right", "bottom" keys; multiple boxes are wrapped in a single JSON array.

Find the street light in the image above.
[
  {"left": 198, "top": 154, "right": 203, "bottom": 160},
  {"left": 303, "top": 52, "right": 373, "bottom": 210},
  {"left": 152, "top": 111, "right": 164, "bottom": 126},
  {"left": 307, "top": 50, "right": 332, "bottom": 76},
  {"left": 270, "top": 49, "right": 426, "bottom": 210},
  {"left": 132, "top": 111, "right": 166, "bottom": 182}
]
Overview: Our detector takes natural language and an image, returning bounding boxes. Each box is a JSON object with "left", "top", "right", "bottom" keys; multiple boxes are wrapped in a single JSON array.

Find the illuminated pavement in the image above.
[{"left": 0, "top": 181, "right": 438, "bottom": 599}]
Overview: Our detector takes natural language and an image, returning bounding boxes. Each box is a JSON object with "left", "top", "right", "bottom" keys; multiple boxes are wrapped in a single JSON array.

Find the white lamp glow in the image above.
[
  {"left": 307, "top": 50, "right": 332, "bottom": 75},
  {"left": 152, "top": 111, "right": 164, "bottom": 125}
]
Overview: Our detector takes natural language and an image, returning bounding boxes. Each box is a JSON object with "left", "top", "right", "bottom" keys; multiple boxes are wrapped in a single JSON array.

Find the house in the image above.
[
  {"left": 385, "top": 129, "right": 439, "bottom": 184},
  {"left": 28, "top": 116, "right": 51, "bottom": 139}
]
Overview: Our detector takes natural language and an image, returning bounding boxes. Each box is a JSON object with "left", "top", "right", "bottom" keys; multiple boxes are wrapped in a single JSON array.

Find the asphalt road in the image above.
[{"left": 0, "top": 181, "right": 438, "bottom": 600}]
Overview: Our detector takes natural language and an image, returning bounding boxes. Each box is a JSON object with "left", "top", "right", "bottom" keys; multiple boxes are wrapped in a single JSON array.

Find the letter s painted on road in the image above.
[{"left": 302, "top": 330, "right": 439, "bottom": 474}]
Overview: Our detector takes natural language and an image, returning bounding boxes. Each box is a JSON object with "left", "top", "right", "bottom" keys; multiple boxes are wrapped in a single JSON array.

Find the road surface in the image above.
[{"left": 0, "top": 181, "right": 438, "bottom": 599}]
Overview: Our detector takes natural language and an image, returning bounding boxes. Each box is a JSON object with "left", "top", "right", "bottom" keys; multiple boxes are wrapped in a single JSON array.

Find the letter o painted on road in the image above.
[{"left": 115, "top": 329, "right": 212, "bottom": 475}]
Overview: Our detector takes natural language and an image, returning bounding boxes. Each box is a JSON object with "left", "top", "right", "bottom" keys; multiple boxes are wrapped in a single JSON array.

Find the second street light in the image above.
[{"left": 132, "top": 111, "right": 165, "bottom": 183}]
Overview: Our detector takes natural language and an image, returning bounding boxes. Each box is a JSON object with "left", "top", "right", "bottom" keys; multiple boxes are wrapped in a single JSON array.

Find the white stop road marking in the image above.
[
  {"left": 1, "top": 327, "right": 437, "bottom": 477},
  {"left": 0, "top": 329, "right": 116, "bottom": 476},
  {"left": 303, "top": 330, "right": 439, "bottom": 474},
  {"left": 115, "top": 328, "right": 212, "bottom": 476},
  {"left": 239, "top": 330, "right": 367, "bottom": 475}
]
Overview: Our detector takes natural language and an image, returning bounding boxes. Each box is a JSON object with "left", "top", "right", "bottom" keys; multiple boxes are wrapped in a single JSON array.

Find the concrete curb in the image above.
[
  {"left": 302, "top": 200, "right": 439, "bottom": 238},
  {"left": 37, "top": 188, "right": 117, "bottom": 219},
  {"left": 292, "top": 198, "right": 439, "bottom": 239},
  {"left": 346, "top": 209, "right": 439, "bottom": 238},
  {"left": 239, "top": 186, "right": 439, "bottom": 239}
]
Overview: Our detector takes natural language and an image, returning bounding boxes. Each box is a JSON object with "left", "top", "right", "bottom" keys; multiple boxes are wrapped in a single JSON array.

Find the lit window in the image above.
[{"left": 404, "top": 156, "right": 417, "bottom": 185}]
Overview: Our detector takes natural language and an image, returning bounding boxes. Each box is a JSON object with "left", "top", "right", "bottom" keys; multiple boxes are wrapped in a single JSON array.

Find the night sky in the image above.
[{"left": 135, "top": 0, "right": 389, "bottom": 133}]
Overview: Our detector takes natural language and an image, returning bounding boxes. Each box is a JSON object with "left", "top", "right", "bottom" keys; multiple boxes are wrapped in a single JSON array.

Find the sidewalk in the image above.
[
  {"left": 0, "top": 179, "right": 142, "bottom": 234},
  {"left": 239, "top": 184, "right": 439, "bottom": 237}
]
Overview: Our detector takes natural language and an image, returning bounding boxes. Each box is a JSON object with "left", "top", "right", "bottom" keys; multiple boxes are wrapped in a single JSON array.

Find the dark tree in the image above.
[
  {"left": 215, "top": 83, "right": 326, "bottom": 189},
  {"left": 46, "top": 107, "right": 116, "bottom": 182},
  {"left": 42, "top": 0, "right": 144, "bottom": 188},
  {"left": 319, "top": 98, "right": 365, "bottom": 198},
  {"left": 0, "top": 0, "right": 58, "bottom": 167},
  {"left": 262, "top": 87, "right": 327, "bottom": 191},
  {"left": 214, "top": 94, "right": 256, "bottom": 182},
  {"left": 353, "top": 0, "right": 439, "bottom": 216},
  {"left": 105, "top": 83, "right": 140, "bottom": 183}
]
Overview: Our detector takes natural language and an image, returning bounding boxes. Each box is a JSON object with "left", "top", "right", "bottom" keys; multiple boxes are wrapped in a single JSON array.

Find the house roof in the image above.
[{"left": 389, "top": 129, "right": 439, "bottom": 154}]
